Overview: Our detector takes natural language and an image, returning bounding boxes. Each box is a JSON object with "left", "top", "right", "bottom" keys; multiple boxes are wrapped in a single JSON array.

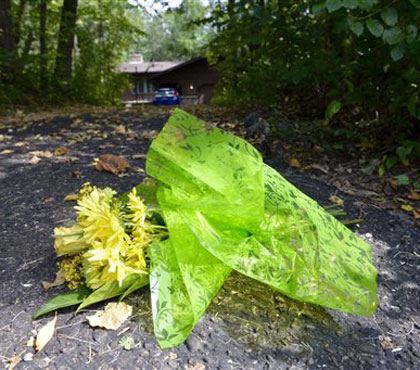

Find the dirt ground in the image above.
[{"left": 0, "top": 108, "right": 419, "bottom": 370}]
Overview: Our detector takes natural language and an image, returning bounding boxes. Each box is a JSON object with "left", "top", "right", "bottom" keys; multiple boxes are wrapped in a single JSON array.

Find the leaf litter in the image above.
[
  {"left": 35, "top": 315, "right": 57, "bottom": 352},
  {"left": 94, "top": 154, "right": 129, "bottom": 174},
  {"left": 87, "top": 302, "right": 133, "bottom": 330}
]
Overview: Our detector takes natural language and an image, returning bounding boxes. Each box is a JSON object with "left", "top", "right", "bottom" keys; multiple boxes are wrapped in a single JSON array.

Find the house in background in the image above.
[{"left": 117, "top": 53, "right": 219, "bottom": 104}]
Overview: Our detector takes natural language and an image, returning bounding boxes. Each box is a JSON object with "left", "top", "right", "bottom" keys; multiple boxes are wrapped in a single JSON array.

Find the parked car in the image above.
[{"left": 153, "top": 88, "right": 180, "bottom": 105}]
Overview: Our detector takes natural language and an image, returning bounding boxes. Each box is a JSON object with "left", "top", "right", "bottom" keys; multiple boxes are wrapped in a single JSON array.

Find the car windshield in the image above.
[{"left": 157, "top": 89, "right": 175, "bottom": 96}]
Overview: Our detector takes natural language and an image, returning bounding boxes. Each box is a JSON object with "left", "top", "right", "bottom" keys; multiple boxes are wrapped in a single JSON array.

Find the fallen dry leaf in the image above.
[
  {"left": 35, "top": 315, "right": 57, "bottom": 352},
  {"left": 29, "top": 156, "right": 41, "bottom": 165},
  {"left": 29, "top": 150, "right": 53, "bottom": 158},
  {"left": 14, "top": 141, "right": 28, "bottom": 147},
  {"left": 408, "top": 189, "right": 420, "bottom": 201},
  {"left": 95, "top": 154, "right": 129, "bottom": 174},
  {"left": 289, "top": 157, "right": 301, "bottom": 168},
  {"left": 302, "top": 163, "right": 329, "bottom": 174},
  {"left": 132, "top": 153, "right": 147, "bottom": 159},
  {"left": 168, "top": 352, "right": 178, "bottom": 360},
  {"left": 7, "top": 354, "right": 21, "bottom": 370},
  {"left": 401, "top": 204, "right": 413, "bottom": 212},
  {"left": 189, "top": 363, "right": 205, "bottom": 370},
  {"left": 329, "top": 195, "right": 344, "bottom": 206},
  {"left": 63, "top": 194, "right": 80, "bottom": 202},
  {"left": 0, "top": 134, "right": 12, "bottom": 142},
  {"left": 87, "top": 302, "right": 132, "bottom": 330},
  {"left": 413, "top": 208, "right": 420, "bottom": 219},
  {"left": 0, "top": 149, "right": 14, "bottom": 155},
  {"left": 378, "top": 335, "right": 393, "bottom": 350},
  {"left": 356, "top": 142, "right": 375, "bottom": 151},
  {"left": 42, "top": 270, "right": 65, "bottom": 290},
  {"left": 141, "top": 129, "right": 159, "bottom": 140},
  {"left": 115, "top": 125, "right": 127, "bottom": 134},
  {"left": 53, "top": 155, "right": 79, "bottom": 164},
  {"left": 390, "top": 179, "right": 398, "bottom": 191},
  {"left": 54, "top": 146, "right": 69, "bottom": 156}
]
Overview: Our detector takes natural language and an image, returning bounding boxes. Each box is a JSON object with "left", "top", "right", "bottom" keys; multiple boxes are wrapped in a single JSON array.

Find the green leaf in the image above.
[
  {"left": 381, "top": 8, "right": 398, "bottom": 27},
  {"left": 77, "top": 274, "right": 146, "bottom": 311},
  {"left": 33, "top": 286, "right": 92, "bottom": 319},
  {"left": 348, "top": 20, "right": 364, "bottom": 37},
  {"left": 406, "top": 24, "right": 418, "bottom": 42},
  {"left": 326, "top": 100, "right": 342, "bottom": 119},
  {"left": 326, "top": 0, "right": 343, "bottom": 13},
  {"left": 391, "top": 42, "right": 406, "bottom": 61},
  {"left": 409, "top": 0, "right": 420, "bottom": 9},
  {"left": 383, "top": 27, "right": 404, "bottom": 45},
  {"left": 343, "top": 0, "right": 357, "bottom": 9},
  {"left": 396, "top": 145, "right": 413, "bottom": 165},
  {"left": 357, "top": 0, "right": 374, "bottom": 10},
  {"left": 385, "top": 156, "right": 397, "bottom": 170},
  {"left": 408, "top": 93, "right": 419, "bottom": 117},
  {"left": 378, "top": 164, "right": 385, "bottom": 177},
  {"left": 119, "top": 274, "right": 149, "bottom": 301},
  {"left": 312, "top": 3, "right": 327, "bottom": 15},
  {"left": 396, "top": 174, "right": 410, "bottom": 186},
  {"left": 366, "top": 19, "right": 384, "bottom": 38}
]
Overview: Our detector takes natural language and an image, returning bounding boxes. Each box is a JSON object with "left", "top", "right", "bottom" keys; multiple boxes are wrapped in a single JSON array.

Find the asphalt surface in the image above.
[{"left": 0, "top": 109, "right": 419, "bottom": 369}]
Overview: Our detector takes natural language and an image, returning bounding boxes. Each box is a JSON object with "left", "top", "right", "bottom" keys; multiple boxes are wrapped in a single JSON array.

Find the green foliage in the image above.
[
  {"left": 0, "top": 0, "right": 142, "bottom": 107},
  {"left": 33, "top": 286, "right": 91, "bottom": 319},
  {"left": 326, "top": 100, "right": 342, "bottom": 119},
  {"left": 396, "top": 174, "right": 411, "bottom": 186},
  {"left": 71, "top": 0, "right": 137, "bottom": 104},
  {"left": 366, "top": 19, "right": 383, "bottom": 37},
  {"left": 77, "top": 274, "right": 148, "bottom": 311},
  {"left": 127, "top": 0, "right": 213, "bottom": 61},
  {"left": 378, "top": 140, "right": 420, "bottom": 176},
  {"left": 205, "top": 0, "right": 420, "bottom": 140}
]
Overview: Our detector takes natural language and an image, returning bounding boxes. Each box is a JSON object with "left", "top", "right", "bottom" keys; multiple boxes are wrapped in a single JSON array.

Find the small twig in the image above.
[
  {"left": 387, "top": 322, "right": 415, "bottom": 337},
  {"left": 96, "top": 347, "right": 121, "bottom": 356},
  {"left": 393, "top": 251, "right": 420, "bottom": 259},
  {"left": 11, "top": 310, "right": 25, "bottom": 323},
  {"left": 228, "top": 314, "right": 262, "bottom": 327},
  {"left": 56, "top": 320, "right": 86, "bottom": 330},
  {"left": 16, "top": 256, "right": 48, "bottom": 272},
  {"left": 86, "top": 344, "right": 93, "bottom": 364},
  {"left": 57, "top": 334, "right": 98, "bottom": 346}
]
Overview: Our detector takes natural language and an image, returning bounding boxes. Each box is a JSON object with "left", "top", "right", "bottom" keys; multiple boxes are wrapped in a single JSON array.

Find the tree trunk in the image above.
[
  {"left": 21, "top": 29, "right": 33, "bottom": 61},
  {"left": 0, "top": 0, "right": 18, "bottom": 85},
  {"left": 0, "top": 0, "right": 17, "bottom": 59},
  {"left": 54, "top": 0, "right": 78, "bottom": 93},
  {"left": 40, "top": 0, "right": 48, "bottom": 93}
]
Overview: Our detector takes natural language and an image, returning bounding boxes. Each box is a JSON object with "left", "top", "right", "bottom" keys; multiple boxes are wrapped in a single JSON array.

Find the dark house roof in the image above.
[{"left": 150, "top": 57, "right": 206, "bottom": 78}]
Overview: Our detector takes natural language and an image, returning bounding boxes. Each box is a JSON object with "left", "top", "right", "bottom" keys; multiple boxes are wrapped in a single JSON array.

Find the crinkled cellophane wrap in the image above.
[{"left": 146, "top": 109, "right": 378, "bottom": 348}]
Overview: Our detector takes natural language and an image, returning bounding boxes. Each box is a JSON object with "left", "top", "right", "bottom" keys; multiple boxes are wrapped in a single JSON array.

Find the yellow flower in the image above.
[
  {"left": 131, "top": 224, "right": 154, "bottom": 249},
  {"left": 126, "top": 187, "right": 156, "bottom": 249},
  {"left": 82, "top": 242, "right": 147, "bottom": 289},
  {"left": 126, "top": 187, "right": 149, "bottom": 225},
  {"left": 54, "top": 224, "right": 89, "bottom": 256},
  {"left": 54, "top": 184, "right": 155, "bottom": 290},
  {"left": 75, "top": 187, "right": 130, "bottom": 250}
]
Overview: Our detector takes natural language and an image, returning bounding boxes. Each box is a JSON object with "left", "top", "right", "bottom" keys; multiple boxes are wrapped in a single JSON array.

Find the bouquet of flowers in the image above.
[{"left": 35, "top": 109, "right": 378, "bottom": 348}]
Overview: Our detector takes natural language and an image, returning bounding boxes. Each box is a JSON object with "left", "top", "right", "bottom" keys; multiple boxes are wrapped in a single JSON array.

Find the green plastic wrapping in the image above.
[{"left": 146, "top": 108, "right": 378, "bottom": 348}]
